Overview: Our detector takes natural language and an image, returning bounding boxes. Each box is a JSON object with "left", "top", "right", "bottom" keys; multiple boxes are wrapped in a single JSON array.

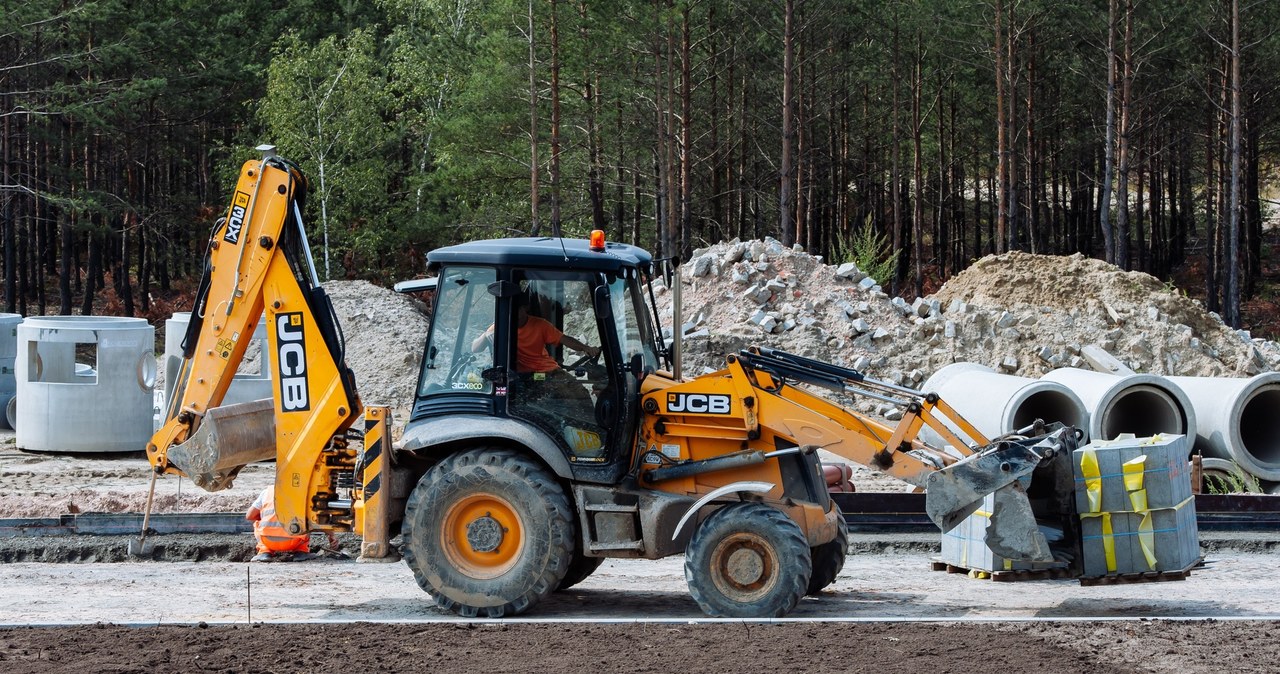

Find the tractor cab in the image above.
[{"left": 408, "top": 235, "right": 666, "bottom": 484}]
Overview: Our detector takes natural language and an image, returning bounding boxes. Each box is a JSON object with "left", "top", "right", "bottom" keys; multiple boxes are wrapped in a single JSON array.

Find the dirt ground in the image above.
[{"left": 0, "top": 620, "right": 1274, "bottom": 674}]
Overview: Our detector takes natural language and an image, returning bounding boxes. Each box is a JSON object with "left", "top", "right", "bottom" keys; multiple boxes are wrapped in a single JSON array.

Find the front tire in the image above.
[
  {"left": 684, "top": 502, "right": 811, "bottom": 618},
  {"left": 401, "top": 448, "right": 574, "bottom": 618}
]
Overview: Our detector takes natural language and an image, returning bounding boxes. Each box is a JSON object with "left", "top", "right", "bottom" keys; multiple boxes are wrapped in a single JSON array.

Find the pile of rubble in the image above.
[
  {"left": 322, "top": 280, "right": 431, "bottom": 419},
  {"left": 658, "top": 240, "right": 1280, "bottom": 414}
]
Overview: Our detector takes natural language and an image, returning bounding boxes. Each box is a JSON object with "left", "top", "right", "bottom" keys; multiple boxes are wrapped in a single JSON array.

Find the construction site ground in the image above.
[
  {"left": 6, "top": 249, "right": 1280, "bottom": 672},
  {"left": 3, "top": 437, "right": 1280, "bottom": 673}
]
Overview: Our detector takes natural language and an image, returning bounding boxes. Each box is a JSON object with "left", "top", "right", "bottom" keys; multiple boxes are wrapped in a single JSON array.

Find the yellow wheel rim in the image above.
[{"left": 441, "top": 492, "right": 524, "bottom": 579}]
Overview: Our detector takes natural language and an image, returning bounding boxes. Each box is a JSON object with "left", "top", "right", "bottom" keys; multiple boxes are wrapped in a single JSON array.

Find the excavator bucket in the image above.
[
  {"left": 924, "top": 426, "right": 1078, "bottom": 562},
  {"left": 165, "top": 398, "right": 278, "bottom": 491}
]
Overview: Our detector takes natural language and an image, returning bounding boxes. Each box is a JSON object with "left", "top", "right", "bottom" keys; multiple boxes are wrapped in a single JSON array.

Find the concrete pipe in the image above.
[
  {"left": 0, "top": 313, "right": 21, "bottom": 429},
  {"left": 919, "top": 362, "right": 1090, "bottom": 448},
  {"left": 1040, "top": 368, "right": 1195, "bottom": 443},
  {"left": 16, "top": 316, "right": 155, "bottom": 453},
  {"left": 1169, "top": 373, "right": 1280, "bottom": 482},
  {"left": 1198, "top": 457, "right": 1261, "bottom": 494},
  {"left": 162, "top": 312, "right": 272, "bottom": 414}
]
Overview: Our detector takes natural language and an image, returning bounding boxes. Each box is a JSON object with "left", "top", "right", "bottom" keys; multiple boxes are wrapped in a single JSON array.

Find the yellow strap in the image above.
[
  {"left": 1136, "top": 511, "right": 1157, "bottom": 569},
  {"left": 1123, "top": 455, "right": 1147, "bottom": 493},
  {"left": 1080, "top": 447, "right": 1103, "bottom": 513},
  {"left": 1123, "top": 455, "right": 1154, "bottom": 569},
  {"left": 1101, "top": 513, "right": 1116, "bottom": 572}
]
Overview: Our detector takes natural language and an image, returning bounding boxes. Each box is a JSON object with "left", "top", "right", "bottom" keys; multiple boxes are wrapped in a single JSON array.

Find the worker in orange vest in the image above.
[{"left": 246, "top": 485, "right": 339, "bottom": 562}]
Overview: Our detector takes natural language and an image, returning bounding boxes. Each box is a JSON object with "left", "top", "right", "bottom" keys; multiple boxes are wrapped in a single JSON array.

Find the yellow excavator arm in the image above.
[
  {"left": 636, "top": 346, "right": 1080, "bottom": 562},
  {"left": 146, "top": 148, "right": 363, "bottom": 537}
]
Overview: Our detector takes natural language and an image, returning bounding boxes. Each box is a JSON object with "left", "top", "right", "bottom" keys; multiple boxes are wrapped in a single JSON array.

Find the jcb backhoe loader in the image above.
[{"left": 147, "top": 148, "right": 1082, "bottom": 618}]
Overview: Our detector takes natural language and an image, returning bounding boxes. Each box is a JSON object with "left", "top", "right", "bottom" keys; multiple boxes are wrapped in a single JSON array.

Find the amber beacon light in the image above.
[{"left": 589, "top": 229, "right": 606, "bottom": 252}]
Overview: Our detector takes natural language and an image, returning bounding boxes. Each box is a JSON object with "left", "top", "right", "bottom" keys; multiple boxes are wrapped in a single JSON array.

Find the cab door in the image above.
[{"left": 506, "top": 270, "right": 627, "bottom": 481}]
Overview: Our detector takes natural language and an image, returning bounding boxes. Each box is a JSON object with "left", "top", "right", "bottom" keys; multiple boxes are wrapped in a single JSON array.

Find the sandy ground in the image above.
[
  {"left": 0, "top": 550, "right": 1277, "bottom": 625},
  {"left": 3, "top": 433, "right": 1280, "bottom": 673}
]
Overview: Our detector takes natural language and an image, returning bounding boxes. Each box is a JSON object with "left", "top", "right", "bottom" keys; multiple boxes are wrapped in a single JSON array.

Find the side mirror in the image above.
[{"left": 593, "top": 285, "right": 613, "bottom": 321}]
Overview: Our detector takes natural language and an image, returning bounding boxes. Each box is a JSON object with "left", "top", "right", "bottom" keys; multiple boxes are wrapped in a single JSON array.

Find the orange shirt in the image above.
[{"left": 515, "top": 316, "right": 562, "bottom": 373}]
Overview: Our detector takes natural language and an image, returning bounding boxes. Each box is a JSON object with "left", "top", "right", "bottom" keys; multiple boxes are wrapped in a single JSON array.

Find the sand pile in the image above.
[{"left": 321, "top": 280, "right": 431, "bottom": 418}]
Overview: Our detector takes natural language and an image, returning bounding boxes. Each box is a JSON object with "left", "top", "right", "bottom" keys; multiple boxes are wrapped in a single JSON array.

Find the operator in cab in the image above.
[{"left": 472, "top": 293, "right": 600, "bottom": 374}]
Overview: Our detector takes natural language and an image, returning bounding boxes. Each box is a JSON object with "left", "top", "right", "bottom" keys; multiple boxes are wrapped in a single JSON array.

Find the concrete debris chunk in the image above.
[
  {"left": 741, "top": 285, "right": 772, "bottom": 305},
  {"left": 944, "top": 321, "right": 957, "bottom": 339},
  {"left": 1104, "top": 303, "right": 1122, "bottom": 325},
  {"left": 690, "top": 255, "right": 714, "bottom": 277},
  {"left": 871, "top": 327, "right": 890, "bottom": 341},
  {"left": 891, "top": 297, "right": 912, "bottom": 316},
  {"left": 911, "top": 297, "right": 929, "bottom": 317},
  {"left": 858, "top": 277, "right": 878, "bottom": 291},
  {"left": 725, "top": 242, "right": 747, "bottom": 263},
  {"left": 835, "top": 262, "right": 863, "bottom": 281},
  {"left": 1081, "top": 344, "right": 1136, "bottom": 376},
  {"left": 1146, "top": 305, "right": 1161, "bottom": 322},
  {"left": 850, "top": 318, "right": 871, "bottom": 335},
  {"left": 996, "top": 311, "right": 1018, "bottom": 329},
  {"left": 998, "top": 356, "right": 1019, "bottom": 372}
]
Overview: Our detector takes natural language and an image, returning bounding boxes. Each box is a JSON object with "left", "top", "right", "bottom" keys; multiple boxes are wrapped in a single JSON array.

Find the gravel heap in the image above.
[{"left": 656, "top": 240, "right": 1280, "bottom": 416}]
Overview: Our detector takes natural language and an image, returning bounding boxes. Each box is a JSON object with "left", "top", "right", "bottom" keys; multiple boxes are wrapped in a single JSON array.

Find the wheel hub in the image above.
[
  {"left": 714, "top": 534, "right": 776, "bottom": 595},
  {"left": 466, "top": 514, "right": 504, "bottom": 553},
  {"left": 725, "top": 547, "right": 766, "bottom": 586}
]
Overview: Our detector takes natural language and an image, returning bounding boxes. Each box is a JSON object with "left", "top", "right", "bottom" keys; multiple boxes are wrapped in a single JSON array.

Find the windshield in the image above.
[{"left": 418, "top": 266, "right": 496, "bottom": 396}]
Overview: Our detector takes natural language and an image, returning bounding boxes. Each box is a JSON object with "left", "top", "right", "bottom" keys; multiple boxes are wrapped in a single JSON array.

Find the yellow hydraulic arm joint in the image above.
[{"left": 146, "top": 147, "right": 362, "bottom": 538}]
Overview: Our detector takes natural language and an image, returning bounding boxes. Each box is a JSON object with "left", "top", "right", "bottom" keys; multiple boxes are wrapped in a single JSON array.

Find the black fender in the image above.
[{"left": 399, "top": 415, "right": 574, "bottom": 480}]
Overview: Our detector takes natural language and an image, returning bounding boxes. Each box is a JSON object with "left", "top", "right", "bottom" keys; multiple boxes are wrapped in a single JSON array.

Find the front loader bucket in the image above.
[
  {"left": 166, "top": 398, "right": 277, "bottom": 491},
  {"left": 924, "top": 427, "right": 1078, "bottom": 562}
]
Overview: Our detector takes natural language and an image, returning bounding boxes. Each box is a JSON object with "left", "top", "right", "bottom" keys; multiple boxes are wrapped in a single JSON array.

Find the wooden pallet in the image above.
[
  {"left": 930, "top": 560, "right": 1073, "bottom": 582},
  {"left": 1077, "top": 557, "right": 1203, "bottom": 587}
]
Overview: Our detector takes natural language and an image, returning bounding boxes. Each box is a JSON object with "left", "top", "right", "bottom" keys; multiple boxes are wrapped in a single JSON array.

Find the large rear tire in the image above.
[
  {"left": 806, "top": 503, "right": 848, "bottom": 595},
  {"left": 684, "top": 502, "right": 811, "bottom": 618},
  {"left": 401, "top": 448, "right": 574, "bottom": 618}
]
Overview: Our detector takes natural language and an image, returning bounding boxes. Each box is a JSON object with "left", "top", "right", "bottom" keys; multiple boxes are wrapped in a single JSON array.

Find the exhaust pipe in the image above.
[
  {"left": 1040, "top": 368, "right": 1195, "bottom": 442},
  {"left": 1168, "top": 373, "right": 1280, "bottom": 481},
  {"left": 920, "top": 363, "right": 1090, "bottom": 446}
]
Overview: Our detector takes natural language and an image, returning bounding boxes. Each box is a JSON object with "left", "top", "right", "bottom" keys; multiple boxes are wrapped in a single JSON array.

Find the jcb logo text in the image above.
[
  {"left": 667, "top": 393, "right": 731, "bottom": 415},
  {"left": 276, "top": 312, "right": 311, "bottom": 411},
  {"left": 223, "top": 191, "right": 250, "bottom": 244}
]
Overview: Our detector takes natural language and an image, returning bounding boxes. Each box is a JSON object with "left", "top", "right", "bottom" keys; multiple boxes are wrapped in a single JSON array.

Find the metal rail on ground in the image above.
[{"left": 1, "top": 493, "right": 1276, "bottom": 537}]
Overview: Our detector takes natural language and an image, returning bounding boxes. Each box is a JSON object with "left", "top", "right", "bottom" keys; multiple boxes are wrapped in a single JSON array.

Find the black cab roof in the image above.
[{"left": 426, "top": 237, "right": 653, "bottom": 274}]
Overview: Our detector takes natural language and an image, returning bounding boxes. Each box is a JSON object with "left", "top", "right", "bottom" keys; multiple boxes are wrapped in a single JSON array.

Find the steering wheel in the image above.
[
  {"left": 448, "top": 351, "right": 478, "bottom": 383},
  {"left": 566, "top": 349, "right": 605, "bottom": 378}
]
